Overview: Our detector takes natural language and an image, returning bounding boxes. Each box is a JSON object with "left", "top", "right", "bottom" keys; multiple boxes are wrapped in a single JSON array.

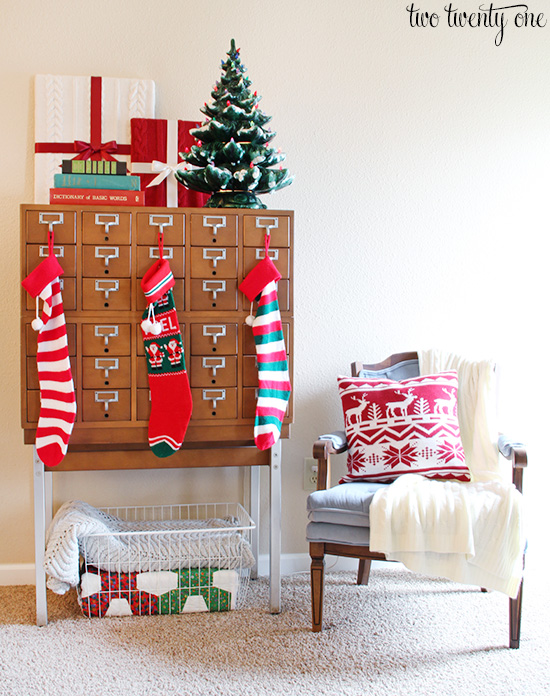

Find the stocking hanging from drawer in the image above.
[
  {"left": 140, "top": 256, "right": 192, "bottom": 457},
  {"left": 22, "top": 241, "right": 76, "bottom": 467},
  {"left": 239, "top": 241, "right": 291, "bottom": 450}
]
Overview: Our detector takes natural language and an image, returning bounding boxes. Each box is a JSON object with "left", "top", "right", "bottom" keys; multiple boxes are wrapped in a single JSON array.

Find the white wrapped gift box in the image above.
[{"left": 34, "top": 74, "right": 155, "bottom": 204}]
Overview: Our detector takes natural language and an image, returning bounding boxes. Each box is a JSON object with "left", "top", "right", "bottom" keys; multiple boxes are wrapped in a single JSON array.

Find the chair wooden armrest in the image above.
[
  {"left": 499, "top": 436, "right": 527, "bottom": 493},
  {"left": 313, "top": 432, "right": 348, "bottom": 491}
]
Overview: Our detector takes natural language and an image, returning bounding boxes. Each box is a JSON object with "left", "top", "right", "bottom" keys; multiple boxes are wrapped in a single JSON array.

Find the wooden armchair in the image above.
[{"left": 307, "top": 352, "right": 527, "bottom": 648}]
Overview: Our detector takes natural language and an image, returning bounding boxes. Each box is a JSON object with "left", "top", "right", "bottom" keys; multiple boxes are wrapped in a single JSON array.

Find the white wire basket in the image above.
[{"left": 77, "top": 502, "right": 256, "bottom": 618}]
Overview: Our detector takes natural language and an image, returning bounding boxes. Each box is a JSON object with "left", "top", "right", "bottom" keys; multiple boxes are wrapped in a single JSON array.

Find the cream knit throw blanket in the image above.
[
  {"left": 44, "top": 500, "right": 255, "bottom": 595},
  {"left": 369, "top": 350, "right": 525, "bottom": 598}
]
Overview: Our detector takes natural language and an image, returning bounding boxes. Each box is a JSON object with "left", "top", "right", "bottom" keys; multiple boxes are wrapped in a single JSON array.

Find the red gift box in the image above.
[{"left": 131, "top": 118, "right": 209, "bottom": 208}]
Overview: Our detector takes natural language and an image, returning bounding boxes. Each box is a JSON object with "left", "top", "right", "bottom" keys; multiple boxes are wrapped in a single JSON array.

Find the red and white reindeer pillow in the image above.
[{"left": 338, "top": 371, "right": 470, "bottom": 483}]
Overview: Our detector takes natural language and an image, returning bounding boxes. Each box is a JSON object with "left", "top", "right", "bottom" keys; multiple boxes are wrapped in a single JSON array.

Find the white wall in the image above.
[{"left": 0, "top": 1, "right": 547, "bottom": 572}]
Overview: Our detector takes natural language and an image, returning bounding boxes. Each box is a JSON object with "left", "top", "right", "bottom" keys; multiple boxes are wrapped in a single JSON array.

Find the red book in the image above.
[{"left": 49, "top": 188, "right": 145, "bottom": 206}]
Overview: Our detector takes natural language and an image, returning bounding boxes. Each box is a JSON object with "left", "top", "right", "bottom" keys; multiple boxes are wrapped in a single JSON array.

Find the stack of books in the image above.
[{"left": 50, "top": 159, "right": 145, "bottom": 206}]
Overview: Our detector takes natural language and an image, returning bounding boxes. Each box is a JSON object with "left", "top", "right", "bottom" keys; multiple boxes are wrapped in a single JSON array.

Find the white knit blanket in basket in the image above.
[{"left": 44, "top": 500, "right": 255, "bottom": 595}]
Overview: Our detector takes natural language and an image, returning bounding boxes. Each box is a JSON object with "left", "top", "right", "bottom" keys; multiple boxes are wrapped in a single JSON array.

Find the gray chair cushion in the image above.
[
  {"left": 306, "top": 521, "right": 371, "bottom": 545},
  {"left": 358, "top": 358, "right": 419, "bottom": 381},
  {"left": 307, "top": 482, "right": 387, "bottom": 527}
]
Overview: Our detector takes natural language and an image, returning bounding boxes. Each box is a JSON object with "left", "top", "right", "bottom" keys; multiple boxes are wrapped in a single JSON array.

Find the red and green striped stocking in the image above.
[
  {"left": 240, "top": 255, "right": 291, "bottom": 450},
  {"left": 141, "top": 259, "right": 192, "bottom": 457}
]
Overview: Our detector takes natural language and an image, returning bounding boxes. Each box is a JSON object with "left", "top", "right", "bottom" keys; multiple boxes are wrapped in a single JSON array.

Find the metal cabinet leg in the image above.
[
  {"left": 270, "top": 440, "right": 282, "bottom": 613},
  {"left": 33, "top": 447, "right": 48, "bottom": 626},
  {"left": 249, "top": 465, "right": 260, "bottom": 580}
]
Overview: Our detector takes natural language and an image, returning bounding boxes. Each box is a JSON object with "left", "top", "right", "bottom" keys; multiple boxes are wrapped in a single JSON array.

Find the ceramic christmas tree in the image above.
[{"left": 175, "top": 39, "right": 293, "bottom": 209}]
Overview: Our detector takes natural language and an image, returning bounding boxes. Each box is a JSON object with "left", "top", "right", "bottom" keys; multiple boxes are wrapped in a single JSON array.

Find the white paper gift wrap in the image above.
[{"left": 34, "top": 75, "right": 155, "bottom": 204}]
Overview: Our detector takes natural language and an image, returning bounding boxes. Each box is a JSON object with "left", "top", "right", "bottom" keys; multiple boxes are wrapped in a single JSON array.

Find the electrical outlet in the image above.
[{"left": 303, "top": 457, "right": 318, "bottom": 491}]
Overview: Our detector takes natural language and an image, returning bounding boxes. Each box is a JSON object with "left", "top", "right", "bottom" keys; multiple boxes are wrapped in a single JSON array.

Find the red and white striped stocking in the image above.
[{"left": 22, "top": 254, "right": 76, "bottom": 467}]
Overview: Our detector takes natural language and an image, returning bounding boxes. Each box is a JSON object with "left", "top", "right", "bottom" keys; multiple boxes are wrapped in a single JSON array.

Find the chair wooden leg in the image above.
[
  {"left": 509, "top": 577, "right": 523, "bottom": 649},
  {"left": 357, "top": 558, "right": 372, "bottom": 585},
  {"left": 310, "top": 543, "right": 325, "bottom": 632}
]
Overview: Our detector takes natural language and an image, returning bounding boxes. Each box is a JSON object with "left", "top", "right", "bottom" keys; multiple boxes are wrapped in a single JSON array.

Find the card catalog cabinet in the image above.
[{"left": 20, "top": 205, "right": 294, "bottom": 451}]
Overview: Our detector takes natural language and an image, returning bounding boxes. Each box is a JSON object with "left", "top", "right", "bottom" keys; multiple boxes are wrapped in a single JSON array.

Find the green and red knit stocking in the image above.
[
  {"left": 240, "top": 253, "right": 291, "bottom": 450},
  {"left": 141, "top": 258, "right": 192, "bottom": 457}
]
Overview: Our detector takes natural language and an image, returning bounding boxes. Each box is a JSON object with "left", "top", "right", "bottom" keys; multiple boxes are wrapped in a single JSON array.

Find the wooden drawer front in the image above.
[
  {"left": 26, "top": 390, "right": 41, "bottom": 423},
  {"left": 243, "top": 215, "right": 290, "bottom": 247},
  {"left": 82, "top": 356, "right": 131, "bottom": 389},
  {"left": 189, "top": 356, "right": 237, "bottom": 388},
  {"left": 26, "top": 244, "right": 76, "bottom": 277},
  {"left": 137, "top": 388, "right": 151, "bottom": 421},
  {"left": 242, "top": 355, "right": 259, "bottom": 387},
  {"left": 25, "top": 278, "right": 76, "bottom": 312},
  {"left": 27, "top": 356, "right": 77, "bottom": 390},
  {"left": 82, "top": 324, "right": 131, "bottom": 356},
  {"left": 242, "top": 387, "right": 257, "bottom": 419},
  {"left": 243, "top": 247, "right": 289, "bottom": 279},
  {"left": 278, "top": 280, "right": 290, "bottom": 312},
  {"left": 242, "top": 322, "right": 290, "bottom": 355},
  {"left": 136, "top": 280, "right": 184, "bottom": 312},
  {"left": 191, "top": 323, "right": 238, "bottom": 355},
  {"left": 82, "top": 212, "right": 131, "bottom": 244},
  {"left": 136, "top": 213, "right": 184, "bottom": 246},
  {"left": 137, "top": 355, "right": 149, "bottom": 389},
  {"left": 82, "top": 389, "right": 131, "bottom": 421},
  {"left": 82, "top": 278, "right": 131, "bottom": 311},
  {"left": 190, "top": 247, "right": 237, "bottom": 278},
  {"left": 190, "top": 279, "right": 238, "bottom": 311},
  {"left": 190, "top": 213, "right": 238, "bottom": 247},
  {"left": 136, "top": 323, "right": 185, "bottom": 356},
  {"left": 26, "top": 322, "right": 76, "bottom": 356},
  {"left": 82, "top": 245, "right": 131, "bottom": 278},
  {"left": 26, "top": 210, "right": 76, "bottom": 243},
  {"left": 191, "top": 388, "right": 237, "bottom": 419},
  {"left": 136, "top": 245, "right": 185, "bottom": 278}
]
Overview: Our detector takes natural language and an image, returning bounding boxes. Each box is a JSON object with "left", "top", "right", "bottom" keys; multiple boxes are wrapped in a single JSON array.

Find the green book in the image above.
[
  {"left": 61, "top": 159, "right": 127, "bottom": 175},
  {"left": 53, "top": 173, "right": 141, "bottom": 191}
]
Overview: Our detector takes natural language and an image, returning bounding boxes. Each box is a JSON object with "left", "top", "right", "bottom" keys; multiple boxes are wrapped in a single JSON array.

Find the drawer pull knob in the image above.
[
  {"left": 149, "top": 246, "right": 173, "bottom": 259},
  {"left": 94, "top": 325, "right": 119, "bottom": 345},
  {"left": 94, "top": 358, "right": 119, "bottom": 378},
  {"left": 202, "top": 389, "right": 226, "bottom": 409},
  {"left": 94, "top": 391, "right": 119, "bottom": 411},
  {"left": 38, "top": 212, "right": 64, "bottom": 232},
  {"left": 202, "top": 216, "right": 226, "bottom": 235},
  {"left": 202, "top": 280, "right": 226, "bottom": 300},
  {"left": 149, "top": 214, "right": 174, "bottom": 235},
  {"left": 256, "top": 216, "right": 279, "bottom": 233},
  {"left": 95, "top": 246, "right": 119, "bottom": 267},
  {"left": 255, "top": 248, "right": 279, "bottom": 261},
  {"left": 203, "top": 248, "right": 226, "bottom": 268},
  {"left": 94, "top": 213, "right": 119, "bottom": 235},
  {"left": 202, "top": 325, "right": 226, "bottom": 344},
  {"left": 95, "top": 279, "right": 119, "bottom": 299},
  {"left": 202, "top": 356, "right": 226, "bottom": 375},
  {"left": 39, "top": 245, "right": 64, "bottom": 258}
]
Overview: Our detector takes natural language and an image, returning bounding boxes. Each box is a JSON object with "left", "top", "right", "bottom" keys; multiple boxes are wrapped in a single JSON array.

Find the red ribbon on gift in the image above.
[{"left": 34, "top": 76, "right": 131, "bottom": 161}]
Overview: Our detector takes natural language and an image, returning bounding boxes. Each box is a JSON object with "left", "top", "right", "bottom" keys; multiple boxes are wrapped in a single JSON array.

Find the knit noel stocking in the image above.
[
  {"left": 22, "top": 253, "right": 76, "bottom": 467},
  {"left": 141, "top": 258, "right": 192, "bottom": 457},
  {"left": 240, "top": 254, "right": 291, "bottom": 450}
]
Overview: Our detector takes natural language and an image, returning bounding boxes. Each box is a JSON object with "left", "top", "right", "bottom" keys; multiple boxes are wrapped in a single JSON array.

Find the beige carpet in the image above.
[{"left": 0, "top": 566, "right": 548, "bottom": 696}]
